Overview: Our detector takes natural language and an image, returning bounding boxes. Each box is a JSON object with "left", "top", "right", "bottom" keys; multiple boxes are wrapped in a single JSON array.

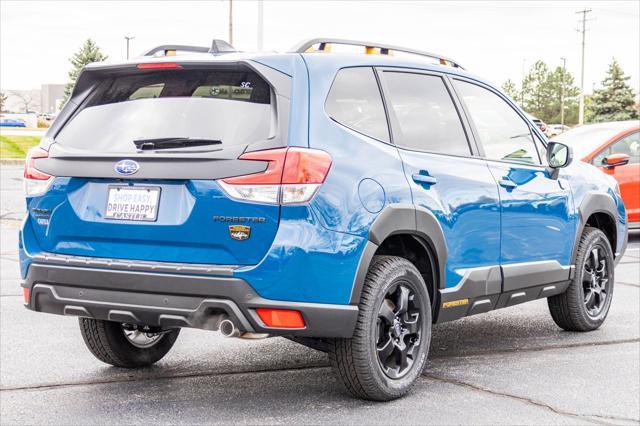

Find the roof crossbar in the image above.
[
  {"left": 290, "top": 38, "right": 464, "bottom": 69},
  {"left": 142, "top": 39, "right": 237, "bottom": 57}
]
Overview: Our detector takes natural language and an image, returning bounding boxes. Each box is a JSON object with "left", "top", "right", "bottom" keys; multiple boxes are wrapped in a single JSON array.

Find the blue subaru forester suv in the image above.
[{"left": 21, "top": 39, "right": 627, "bottom": 401}]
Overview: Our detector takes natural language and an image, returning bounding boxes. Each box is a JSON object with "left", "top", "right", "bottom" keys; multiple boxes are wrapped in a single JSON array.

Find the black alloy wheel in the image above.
[{"left": 376, "top": 283, "right": 423, "bottom": 379}]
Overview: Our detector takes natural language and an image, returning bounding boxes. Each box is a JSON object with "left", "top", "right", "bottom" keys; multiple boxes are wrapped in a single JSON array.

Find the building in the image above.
[{"left": 40, "top": 84, "right": 65, "bottom": 114}]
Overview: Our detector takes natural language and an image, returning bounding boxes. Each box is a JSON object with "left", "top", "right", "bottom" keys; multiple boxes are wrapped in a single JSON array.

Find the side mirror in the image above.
[
  {"left": 602, "top": 153, "right": 630, "bottom": 169},
  {"left": 547, "top": 142, "right": 572, "bottom": 167},
  {"left": 546, "top": 142, "right": 573, "bottom": 179}
]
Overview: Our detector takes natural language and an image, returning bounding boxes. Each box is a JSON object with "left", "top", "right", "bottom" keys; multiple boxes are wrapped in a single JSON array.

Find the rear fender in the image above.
[{"left": 349, "top": 204, "right": 447, "bottom": 304}]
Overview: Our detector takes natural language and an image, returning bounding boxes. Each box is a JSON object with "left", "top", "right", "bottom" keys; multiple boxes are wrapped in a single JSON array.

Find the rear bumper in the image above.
[{"left": 22, "top": 260, "right": 358, "bottom": 338}]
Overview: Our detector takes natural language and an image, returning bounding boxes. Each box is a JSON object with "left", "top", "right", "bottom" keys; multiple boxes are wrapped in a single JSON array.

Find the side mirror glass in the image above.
[
  {"left": 602, "top": 153, "right": 630, "bottom": 169},
  {"left": 547, "top": 142, "right": 572, "bottom": 168}
]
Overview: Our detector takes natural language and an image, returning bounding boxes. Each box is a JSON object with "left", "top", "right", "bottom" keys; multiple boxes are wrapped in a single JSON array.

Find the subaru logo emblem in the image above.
[{"left": 114, "top": 159, "right": 139, "bottom": 176}]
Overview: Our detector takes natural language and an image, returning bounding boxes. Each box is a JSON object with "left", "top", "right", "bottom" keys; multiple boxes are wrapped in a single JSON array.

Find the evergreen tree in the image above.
[
  {"left": 505, "top": 61, "right": 581, "bottom": 125},
  {"left": 545, "top": 66, "right": 580, "bottom": 125},
  {"left": 501, "top": 79, "right": 520, "bottom": 103},
  {"left": 61, "top": 39, "right": 108, "bottom": 105},
  {"left": 0, "top": 92, "right": 7, "bottom": 112},
  {"left": 521, "top": 60, "right": 553, "bottom": 119},
  {"left": 590, "top": 59, "right": 638, "bottom": 123}
]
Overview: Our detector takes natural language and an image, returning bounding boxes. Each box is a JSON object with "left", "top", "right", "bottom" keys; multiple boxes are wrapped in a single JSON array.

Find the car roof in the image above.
[
  {"left": 85, "top": 49, "right": 491, "bottom": 86},
  {"left": 567, "top": 120, "right": 639, "bottom": 132},
  {"left": 553, "top": 120, "right": 639, "bottom": 160}
]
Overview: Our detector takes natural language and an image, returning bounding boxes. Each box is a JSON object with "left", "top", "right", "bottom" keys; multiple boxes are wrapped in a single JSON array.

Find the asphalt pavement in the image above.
[{"left": 1, "top": 164, "right": 638, "bottom": 425}]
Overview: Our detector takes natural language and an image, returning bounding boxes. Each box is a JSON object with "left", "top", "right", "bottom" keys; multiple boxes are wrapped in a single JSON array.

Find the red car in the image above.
[{"left": 554, "top": 121, "right": 640, "bottom": 228}]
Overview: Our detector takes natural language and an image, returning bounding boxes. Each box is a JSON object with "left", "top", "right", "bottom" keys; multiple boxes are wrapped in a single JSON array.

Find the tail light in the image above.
[
  {"left": 218, "top": 148, "right": 332, "bottom": 204},
  {"left": 136, "top": 62, "right": 182, "bottom": 70},
  {"left": 24, "top": 146, "right": 53, "bottom": 197}
]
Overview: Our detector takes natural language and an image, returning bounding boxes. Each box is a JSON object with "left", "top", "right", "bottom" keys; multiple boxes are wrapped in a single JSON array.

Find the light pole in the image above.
[
  {"left": 576, "top": 8, "right": 592, "bottom": 125},
  {"left": 257, "top": 0, "right": 264, "bottom": 51},
  {"left": 521, "top": 59, "right": 526, "bottom": 106},
  {"left": 228, "top": 0, "right": 233, "bottom": 45},
  {"left": 560, "top": 57, "right": 566, "bottom": 127},
  {"left": 124, "top": 36, "right": 135, "bottom": 60}
]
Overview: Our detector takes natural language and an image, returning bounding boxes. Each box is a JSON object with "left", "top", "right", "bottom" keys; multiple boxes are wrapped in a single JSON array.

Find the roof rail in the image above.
[
  {"left": 289, "top": 38, "right": 464, "bottom": 69},
  {"left": 142, "top": 45, "right": 209, "bottom": 57},
  {"left": 142, "top": 39, "right": 236, "bottom": 57}
]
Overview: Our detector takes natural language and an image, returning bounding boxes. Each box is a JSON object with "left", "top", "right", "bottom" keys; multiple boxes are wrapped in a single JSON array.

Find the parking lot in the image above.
[{"left": 1, "top": 163, "right": 638, "bottom": 424}]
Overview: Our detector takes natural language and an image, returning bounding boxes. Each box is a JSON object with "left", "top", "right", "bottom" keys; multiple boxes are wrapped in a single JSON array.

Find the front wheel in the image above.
[
  {"left": 79, "top": 318, "right": 180, "bottom": 368},
  {"left": 548, "top": 227, "right": 615, "bottom": 331},
  {"left": 329, "top": 256, "right": 432, "bottom": 401}
]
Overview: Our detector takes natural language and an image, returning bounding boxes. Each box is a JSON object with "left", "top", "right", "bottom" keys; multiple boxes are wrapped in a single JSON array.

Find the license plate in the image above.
[{"left": 105, "top": 186, "right": 161, "bottom": 222}]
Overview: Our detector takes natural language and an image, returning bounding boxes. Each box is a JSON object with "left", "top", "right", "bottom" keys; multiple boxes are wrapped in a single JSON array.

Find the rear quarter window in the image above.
[{"left": 325, "top": 67, "right": 390, "bottom": 143}]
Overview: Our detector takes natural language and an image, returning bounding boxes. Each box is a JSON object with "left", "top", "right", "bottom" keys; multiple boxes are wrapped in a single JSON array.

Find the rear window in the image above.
[
  {"left": 56, "top": 68, "right": 273, "bottom": 153},
  {"left": 86, "top": 69, "right": 270, "bottom": 106}
]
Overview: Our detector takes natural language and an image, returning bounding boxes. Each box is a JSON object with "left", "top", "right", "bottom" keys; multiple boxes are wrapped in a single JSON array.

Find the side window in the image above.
[
  {"left": 325, "top": 67, "right": 390, "bottom": 143},
  {"left": 532, "top": 131, "right": 548, "bottom": 165},
  {"left": 592, "top": 147, "right": 611, "bottom": 166},
  {"left": 454, "top": 80, "right": 541, "bottom": 165},
  {"left": 382, "top": 72, "right": 470, "bottom": 155},
  {"left": 595, "top": 131, "right": 640, "bottom": 165}
]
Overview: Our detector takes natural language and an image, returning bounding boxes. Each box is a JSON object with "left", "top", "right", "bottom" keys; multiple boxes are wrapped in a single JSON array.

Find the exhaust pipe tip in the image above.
[{"left": 219, "top": 318, "right": 240, "bottom": 338}]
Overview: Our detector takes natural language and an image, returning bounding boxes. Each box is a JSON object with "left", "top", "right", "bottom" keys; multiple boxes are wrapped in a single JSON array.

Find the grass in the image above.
[{"left": 0, "top": 135, "right": 42, "bottom": 159}]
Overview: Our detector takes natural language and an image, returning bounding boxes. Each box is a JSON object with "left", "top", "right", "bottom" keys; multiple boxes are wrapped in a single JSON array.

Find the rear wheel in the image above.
[
  {"left": 79, "top": 318, "right": 180, "bottom": 368},
  {"left": 548, "top": 227, "right": 615, "bottom": 331},
  {"left": 329, "top": 256, "right": 432, "bottom": 401}
]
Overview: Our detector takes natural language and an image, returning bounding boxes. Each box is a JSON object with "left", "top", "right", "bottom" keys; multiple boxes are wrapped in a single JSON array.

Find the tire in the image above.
[
  {"left": 548, "top": 227, "right": 615, "bottom": 331},
  {"left": 79, "top": 318, "right": 180, "bottom": 368},
  {"left": 329, "top": 255, "right": 432, "bottom": 401}
]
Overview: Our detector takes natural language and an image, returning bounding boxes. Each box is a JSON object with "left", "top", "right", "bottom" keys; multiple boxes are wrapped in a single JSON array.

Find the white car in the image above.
[{"left": 547, "top": 124, "right": 571, "bottom": 137}]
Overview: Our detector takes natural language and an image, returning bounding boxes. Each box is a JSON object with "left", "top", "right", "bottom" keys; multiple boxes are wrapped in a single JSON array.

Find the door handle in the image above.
[
  {"left": 498, "top": 178, "right": 518, "bottom": 189},
  {"left": 412, "top": 174, "right": 437, "bottom": 186}
]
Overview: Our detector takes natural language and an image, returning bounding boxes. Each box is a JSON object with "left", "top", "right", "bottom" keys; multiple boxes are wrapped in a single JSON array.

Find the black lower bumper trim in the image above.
[{"left": 23, "top": 262, "right": 358, "bottom": 338}]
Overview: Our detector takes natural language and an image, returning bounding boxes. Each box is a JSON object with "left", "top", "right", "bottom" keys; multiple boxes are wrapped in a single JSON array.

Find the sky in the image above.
[{"left": 1, "top": 0, "right": 639, "bottom": 95}]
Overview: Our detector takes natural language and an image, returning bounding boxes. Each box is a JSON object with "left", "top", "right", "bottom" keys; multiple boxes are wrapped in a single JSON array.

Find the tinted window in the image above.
[
  {"left": 383, "top": 72, "right": 470, "bottom": 155},
  {"left": 87, "top": 69, "right": 270, "bottom": 106},
  {"left": 454, "top": 80, "right": 541, "bottom": 165},
  {"left": 593, "top": 131, "right": 640, "bottom": 165},
  {"left": 325, "top": 67, "right": 390, "bottom": 142},
  {"left": 56, "top": 68, "right": 272, "bottom": 153}
]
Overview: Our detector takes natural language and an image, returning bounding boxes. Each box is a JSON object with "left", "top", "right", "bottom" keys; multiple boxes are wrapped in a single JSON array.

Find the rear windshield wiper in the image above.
[{"left": 134, "top": 137, "right": 222, "bottom": 151}]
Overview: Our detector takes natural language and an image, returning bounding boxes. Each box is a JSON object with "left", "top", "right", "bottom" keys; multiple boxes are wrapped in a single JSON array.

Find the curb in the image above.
[{"left": 0, "top": 159, "right": 24, "bottom": 165}]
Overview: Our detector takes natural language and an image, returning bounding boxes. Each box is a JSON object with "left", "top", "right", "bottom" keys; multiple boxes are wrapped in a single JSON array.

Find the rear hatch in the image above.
[{"left": 26, "top": 61, "right": 290, "bottom": 265}]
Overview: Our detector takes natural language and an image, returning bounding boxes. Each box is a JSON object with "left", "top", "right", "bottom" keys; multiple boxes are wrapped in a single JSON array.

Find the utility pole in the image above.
[
  {"left": 257, "top": 0, "right": 264, "bottom": 51},
  {"left": 228, "top": 0, "right": 233, "bottom": 45},
  {"left": 576, "top": 8, "right": 592, "bottom": 125},
  {"left": 560, "top": 57, "right": 566, "bottom": 127},
  {"left": 124, "top": 36, "right": 135, "bottom": 60}
]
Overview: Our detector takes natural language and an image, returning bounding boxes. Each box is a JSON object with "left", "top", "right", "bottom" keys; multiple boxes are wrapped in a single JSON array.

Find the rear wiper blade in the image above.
[{"left": 134, "top": 137, "right": 222, "bottom": 151}]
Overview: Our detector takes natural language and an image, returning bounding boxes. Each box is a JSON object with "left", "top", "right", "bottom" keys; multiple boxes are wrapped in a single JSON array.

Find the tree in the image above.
[
  {"left": 10, "top": 90, "right": 39, "bottom": 113},
  {"left": 0, "top": 92, "right": 7, "bottom": 112},
  {"left": 544, "top": 66, "right": 580, "bottom": 125},
  {"left": 501, "top": 79, "right": 520, "bottom": 102},
  {"left": 521, "top": 60, "right": 553, "bottom": 120},
  {"left": 503, "top": 60, "right": 581, "bottom": 125},
  {"left": 589, "top": 59, "right": 639, "bottom": 123},
  {"left": 60, "top": 39, "right": 107, "bottom": 106}
]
